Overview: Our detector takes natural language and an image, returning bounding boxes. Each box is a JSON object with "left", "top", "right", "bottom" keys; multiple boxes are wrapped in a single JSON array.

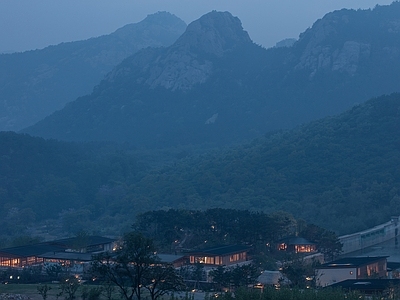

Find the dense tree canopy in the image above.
[
  {"left": 128, "top": 93, "right": 400, "bottom": 234},
  {"left": 2, "top": 93, "right": 400, "bottom": 244}
]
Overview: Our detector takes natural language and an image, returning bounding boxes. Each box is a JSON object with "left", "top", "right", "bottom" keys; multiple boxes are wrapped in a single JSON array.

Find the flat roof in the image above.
[
  {"left": 0, "top": 236, "right": 115, "bottom": 258},
  {"left": 39, "top": 252, "right": 93, "bottom": 261},
  {"left": 0, "top": 244, "right": 65, "bottom": 258},
  {"left": 278, "top": 237, "right": 315, "bottom": 245},
  {"left": 329, "top": 279, "right": 400, "bottom": 292},
  {"left": 318, "top": 256, "right": 388, "bottom": 269},
  {"left": 47, "top": 236, "right": 115, "bottom": 248},
  {"left": 189, "top": 245, "right": 251, "bottom": 256},
  {"left": 157, "top": 254, "right": 185, "bottom": 263}
]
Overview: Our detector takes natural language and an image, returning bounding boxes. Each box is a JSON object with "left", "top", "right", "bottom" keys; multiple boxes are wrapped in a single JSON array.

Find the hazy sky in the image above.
[{"left": 0, "top": 0, "right": 395, "bottom": 53}]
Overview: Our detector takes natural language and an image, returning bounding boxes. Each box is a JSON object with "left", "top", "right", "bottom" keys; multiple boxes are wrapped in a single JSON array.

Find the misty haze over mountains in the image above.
[
  {"left": 0, "top": 12, "right": 186, "bottom": 132},
  {"left": 23, "top": 3, "right": 400, "bottom": 149},
  {"left": 2, "top": 3, "right": 400, "bottom": 242}
]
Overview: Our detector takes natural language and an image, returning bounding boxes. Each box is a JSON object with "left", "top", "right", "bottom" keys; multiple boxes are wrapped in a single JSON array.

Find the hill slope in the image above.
[
  {"left": 0, "top": 12, "right": 186, "bottom": 131},
  {"left": 0, "top": 131, "right": 149, "bottom": 243},
  {"left": 127, "top": 93, "right": 400, "bottom": 234},
  {"left": 24, "top": 3, "right": 400, "bottom": 148},
  {"left": 2, "top": 93, "right": 400, "bottom": 239}
]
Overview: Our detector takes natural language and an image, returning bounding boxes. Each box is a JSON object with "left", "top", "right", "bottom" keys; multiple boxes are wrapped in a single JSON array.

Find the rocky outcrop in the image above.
[
  {"left": 173, "top": 11, "right": 252, "bottom": 56},
  {"left": 110, "top": 11, "right": 252, "bottom": 91},
  {"left": 297, "top": 40, "right": 371, "bottom": 77},
  {"left": 295, "top": 11, "right": 372, "bottom": 77},
  {"left": 332, "top": 41, "right": 370, "bottom": 74}
]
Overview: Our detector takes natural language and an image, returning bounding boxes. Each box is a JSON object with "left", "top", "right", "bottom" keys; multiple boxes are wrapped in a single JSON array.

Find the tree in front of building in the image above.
[
  {"left": 143, "top": 264, "right": 185, "bottom": 300},
  {"left": 58, "top": 276, "right": 80, "bottom": 300},
  {"left": 37, "top": 284, "right": 52, "bottom": 300},
  {"left": 91, "top": 231, "right": 184, "bottom": 300},
  {"left": 209, "top": 264, "right": 259, "bottom": 292}
]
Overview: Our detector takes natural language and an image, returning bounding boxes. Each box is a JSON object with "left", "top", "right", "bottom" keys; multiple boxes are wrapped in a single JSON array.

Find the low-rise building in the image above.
[
  {"left": 0, "top": 236, "right": 115, "bottom": 270},
  {"left": 188, "top": 245, "right": 251, "bottom": 266},
  {"left": 329, "top": 279, "right": 400, "bottom": 295},
  {"left": 277, "top": 237, "right": 316, "bottom": 253},
  {"left": 316, "top": 256, "right": 388, "bottom": 287}
]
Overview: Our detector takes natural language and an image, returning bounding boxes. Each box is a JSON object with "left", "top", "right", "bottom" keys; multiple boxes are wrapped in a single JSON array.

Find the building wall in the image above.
[
  {"left": 190, "top": 251, "right": 247, "bottom": 266},
  {"left": 357, "top": 260, "right": 387, "bottom": 278},
  {"left": 221, "top": 251, "right": 247, "bottom": 266},
  {"left": 316, "top": 267, "right": 357, "bottom": 287},
  {"left": 340, "top": 216, "right": 399, "bottom": 254}
]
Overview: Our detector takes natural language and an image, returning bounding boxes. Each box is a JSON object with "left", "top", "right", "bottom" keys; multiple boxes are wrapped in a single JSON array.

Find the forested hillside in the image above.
[
  {"left": 125, "top": 93, "right": 400, "bottom": 234},
  {"left": 3, "top": 93, "right": 400, "bottom": 243},
  {"left": 0, "top": 132, "right": 148, "bottom": 245}
]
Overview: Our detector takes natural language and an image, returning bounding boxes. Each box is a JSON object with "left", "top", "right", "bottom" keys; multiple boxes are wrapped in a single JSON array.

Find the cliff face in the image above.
[
  {"left": 24, "top": 4, "right": 400, "bottom": 148},
  {"left": 106, "top": 11, "right": 252, "bottom": 91},
  {"left": 294, "top": 5, "right": 400, "bottom": 77}
]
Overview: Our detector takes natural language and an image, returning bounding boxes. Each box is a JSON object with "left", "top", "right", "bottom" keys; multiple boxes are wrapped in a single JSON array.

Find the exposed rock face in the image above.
[
  {"left": 148, "top": 11, "right": 252, "bottom": 91},
  {"left": 109, "top": 11, "right": 252, "bottom": 91},
  {"left": 144, "top": 53, "right": 213, "bottom": 91},
  {"left": 295, "top": 11, "right": 372, "bottom": 77},
  {"left": 297, "top": 40, "right": 371, "bottom": 77},
  {"left": 332, "top": 41, "right": 370, "bottom": 74},
  {"left": 174, "top": 11, "right": 252, "bottom": 56}
]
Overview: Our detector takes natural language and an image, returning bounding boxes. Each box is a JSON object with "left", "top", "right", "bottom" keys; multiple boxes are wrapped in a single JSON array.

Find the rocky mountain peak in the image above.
[
  {"left": 173, "top": 10, "right": 252, "bottom": 56},
  {"left": 294, "top": 3, "right": 400, "bottom": 78},
  {"left": 112, "top": 11, "right": 253, "bottom": 91},
  {"left": 294, "top": 9, "right": 372, "bottom": 77},
  {"left": 112, "top": 11, "right": 186, "bottom": 44}
]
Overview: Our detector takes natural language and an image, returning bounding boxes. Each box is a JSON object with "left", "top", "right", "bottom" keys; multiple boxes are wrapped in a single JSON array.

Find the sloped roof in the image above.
[{"left": 318, "top": 256, "right": 388, "bottom": 269}]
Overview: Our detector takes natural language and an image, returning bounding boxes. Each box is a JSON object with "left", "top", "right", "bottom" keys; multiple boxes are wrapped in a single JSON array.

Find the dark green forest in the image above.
[
  {"left": 132, "top": 209, "right": 341, "bottom": 262},
  {"left": 0, "top": 133, "right": 147, "bottom": 245},
  {"left": 1, "top": 93, "right": 400, "bottom": 245},
  {"left": 127, "top": 93, "right": 400, "bottom": 234}
]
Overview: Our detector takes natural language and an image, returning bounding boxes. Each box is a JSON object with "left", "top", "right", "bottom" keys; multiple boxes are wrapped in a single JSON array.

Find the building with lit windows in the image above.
[
  {"left": 0, "top": 236, "right": 115, "bottom": 269},
  {"left": 188, "top": 245, "right": 251, "bottom": 266},
  {"left": 277, "top": 237, "right": 316, "bottom": 253},
  {"left": 316, "top": 256, "right": 388, "bottom": 287}
]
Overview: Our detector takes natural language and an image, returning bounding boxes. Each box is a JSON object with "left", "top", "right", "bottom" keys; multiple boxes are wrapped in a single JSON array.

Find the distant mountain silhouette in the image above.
[
  {"left": 0, "top": 12, "right": 186, "bottom": 131},
  {"left": 25, "top": 3, "right": 400, "bottom": 148}
]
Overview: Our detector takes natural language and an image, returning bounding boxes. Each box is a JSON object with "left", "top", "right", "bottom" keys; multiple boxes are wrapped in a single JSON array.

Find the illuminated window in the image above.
[
  {"left": 279, "top": 243, "right": 287, "bottom": 251},
  {"left": 230, "top": 254, "right": 240, "bottom": 262}
]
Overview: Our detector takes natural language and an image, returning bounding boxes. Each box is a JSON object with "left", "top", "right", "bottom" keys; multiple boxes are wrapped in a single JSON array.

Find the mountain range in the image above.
[
  {"left": 24, "top": 3, "right": 400, "bottom": 148},
  {"left": 2, "top": 4, "right": 400, "bottom": 242},
  {"left": 0, "top": 12, "right": 186, "bottom": 131}
]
